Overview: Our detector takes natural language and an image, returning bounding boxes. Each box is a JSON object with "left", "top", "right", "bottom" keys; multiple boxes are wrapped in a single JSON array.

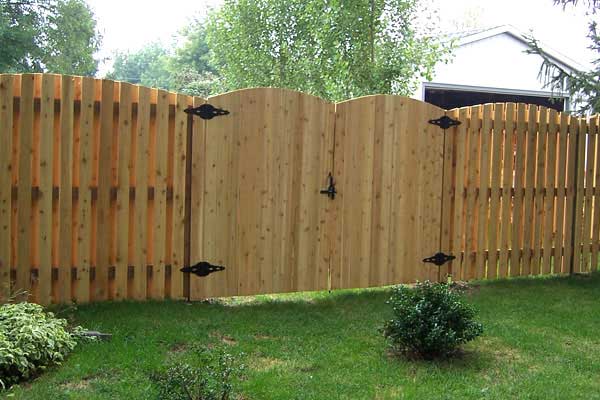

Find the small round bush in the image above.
[
  {"left": 0, "top": 302, "right": 79, "bottom": 389},
  {"left": 382, "top": 281, "right": 483, "bottom": 358}
]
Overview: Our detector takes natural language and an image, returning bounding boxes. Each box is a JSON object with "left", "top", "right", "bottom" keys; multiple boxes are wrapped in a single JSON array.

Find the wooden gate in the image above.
[
  {"left": 330, "top": 96, "right": 447, "bottom": 290},
  {"left": 188, "top": 92, "right": 448, "bottom": 298},
  {"left": 189, "top": 88, "right": 335, "bottom": 299}
]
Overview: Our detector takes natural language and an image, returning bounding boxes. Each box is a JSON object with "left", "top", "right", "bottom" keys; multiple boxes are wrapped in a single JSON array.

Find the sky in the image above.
[{"left": 86, "top": 0, "right": 597, "bottom": 76}]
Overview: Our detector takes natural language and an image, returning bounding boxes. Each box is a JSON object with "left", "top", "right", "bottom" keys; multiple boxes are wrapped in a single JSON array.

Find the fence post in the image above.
[{"left": 569, "top": 119, "right": 582, "bottom": 275}]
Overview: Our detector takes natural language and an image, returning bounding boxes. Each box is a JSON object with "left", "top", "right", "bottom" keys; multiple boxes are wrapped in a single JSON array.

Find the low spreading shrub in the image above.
[
  {"left": 0, "top": 302, "right": 80, "bottom": 389},
  {"left": 154, "top": 345, "right": 244, "bottom": 400},
  {"left": 382, "top": 281, "right": 483, "bottom": 359}
]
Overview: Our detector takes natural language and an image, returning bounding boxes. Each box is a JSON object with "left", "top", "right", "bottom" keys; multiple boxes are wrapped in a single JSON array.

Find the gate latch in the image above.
[
  {"left": 428, "top": 115, "right": 461, "bottom": 130},
  {"left": 181, "top": 261, "right": 225, "bottom": 277},
  {"left": 422, "top": 252, "right": 455, "bottom": 266},
  {"left": 320, "top": 173, "right": 337, "bottom": 200},
  {"left": 184, "top": 104, "right": 230, "bottom": 120}
]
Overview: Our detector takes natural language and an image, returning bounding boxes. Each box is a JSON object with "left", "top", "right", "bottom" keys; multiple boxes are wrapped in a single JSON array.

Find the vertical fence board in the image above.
[
  {"left": 582, "top": 117, "right": 597, "bottom": 271},
  {"left": 522, "top": 105, "right": 538, "bottom": 275},
  {"left": 476, "top": 104, "right": 492, "bottom": 278},
  {"left": 449, "top": 108, "right": 467, "bottom": 280},
  {"left": 75, "top": 77, "right": 94, "bottom": 303},
  {"left": 16, "top": 74, "right": 35, "bottom": 299},
  {"left": 487, "top": 104, "right": 503, "bottom": 278},
  {"left": 95, "top": 79, "right": 114, "bottom": 301},
  {"left": 532, "top": 107, "right": 547, "bottom": 274},
  {"left": 115, "top": 83, "right": 132, "bottom": 300},
  {"left": 37, "top": 74, "right": 55, "bottom": 304},
  {"left": 573, "top": 118, "right": 587, "bottom": 272},
  {"left": 555, "top": 113, "right": 570, "bottom": 273},
  {"left": 464, "top": 106, "right": 480, "bottom": 280},
  {"left": 542, "top": 110, "right": 558, "bottom": 275},
  {"left": 499, "top": 103, "right": 515, "bottom": 277},
  {"left": 0, "top": 75, "right": 13, "bottom": 301},
  {"left": 591, "top": 116, "right": 600, "bottom": 271},
  {"left": 133, "top": 86, "right": 150, "bottom": 299}
]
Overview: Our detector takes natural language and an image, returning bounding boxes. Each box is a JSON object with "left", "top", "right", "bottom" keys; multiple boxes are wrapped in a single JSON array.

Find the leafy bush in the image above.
[
  {"left": 0, "top": 302, "right": 79, "bottom": 389},
  {"left": 382, "top": 281, "right": 483, "bottom": 359},
  {"left": 154, "top": 345, "right": 244, "bottom": 400}
]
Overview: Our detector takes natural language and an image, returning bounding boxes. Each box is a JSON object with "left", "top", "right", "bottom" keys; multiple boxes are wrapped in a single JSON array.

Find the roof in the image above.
[{"left": 451, "top": 25, "right": 586, "bottom": 73}]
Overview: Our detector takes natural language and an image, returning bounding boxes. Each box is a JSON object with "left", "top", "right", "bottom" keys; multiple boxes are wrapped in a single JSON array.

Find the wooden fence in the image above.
[
  {"left": 0, "top": 74, "right": 598, "bottom": 305},
  {"left": 441, "top": 104, "right": 599, "bottom": 281}
]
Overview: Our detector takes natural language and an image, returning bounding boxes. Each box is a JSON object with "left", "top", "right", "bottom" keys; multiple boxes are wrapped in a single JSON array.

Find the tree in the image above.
[
  {"left": 107, "top": 43, "right": 172, "bottom": 89},
  {"left": 205, "top": 0, "right": 450, "bottom": 102},
  {"left": 107, "top": 25, "right": 219, "bottom": 98},
  {"left": 527, "top": 0, "right": 600, "bottom": 114},
  {"left": 0, "top": 0, "right": 101, "bottom": 75}
]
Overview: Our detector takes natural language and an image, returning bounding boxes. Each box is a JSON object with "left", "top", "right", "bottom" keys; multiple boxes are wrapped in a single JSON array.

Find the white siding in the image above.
[{"left": 414, "top": 33, "right": 559, "bottom": 100}]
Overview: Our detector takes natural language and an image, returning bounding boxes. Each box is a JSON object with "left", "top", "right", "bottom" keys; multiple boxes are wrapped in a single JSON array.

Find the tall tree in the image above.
[
  {"left": 107, "top": 43, "right": 171, "bottom": 89},
  {"left": 528, "top": 0, "right": 600, "bottom": 114},
  {"left": 0, "top": 0, "right": 101, "bottom": 75},
  {"left": 205, "top": 0, "right": 449, "bottom": 101}
]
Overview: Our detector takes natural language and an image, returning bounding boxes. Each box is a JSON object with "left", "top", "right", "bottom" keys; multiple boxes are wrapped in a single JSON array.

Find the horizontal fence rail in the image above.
[{"left": 0, "top": 74, "right": 599, "bottom": 305}]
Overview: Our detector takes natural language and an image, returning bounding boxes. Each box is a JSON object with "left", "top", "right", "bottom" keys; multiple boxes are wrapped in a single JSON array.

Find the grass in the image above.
[{"left": 3, "top": 273, "right": 600, "bottom": 399}]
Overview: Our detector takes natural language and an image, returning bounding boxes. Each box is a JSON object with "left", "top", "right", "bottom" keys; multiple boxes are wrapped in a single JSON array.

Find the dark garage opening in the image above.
[{"left": 424, "top": 87, "right": 565, "bottom": 111}]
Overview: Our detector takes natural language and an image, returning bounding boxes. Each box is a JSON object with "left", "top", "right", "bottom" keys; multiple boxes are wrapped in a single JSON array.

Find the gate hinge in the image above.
[
  {"left": 185, "top": 104, "right": 230, "bottom": 120},
  {"left": 422, "top": 252, "right": 455, "bottom": 266},
  {"left": 428, "top": 115, "right": 461, "bottom": 130},
  {"left": 181, "top": 261, "right": 225, "bottom": 277},
  {"left": 320, "top": 172, "right": 337, "bottom": 200}
]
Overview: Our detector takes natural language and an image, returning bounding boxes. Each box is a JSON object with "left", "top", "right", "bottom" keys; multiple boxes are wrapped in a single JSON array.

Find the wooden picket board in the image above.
[
  {"left": 464, "top": 106, "right": 481, "bottom": 280},
  {"left": 591, "top": 116, "right": 600, "bottom": 271},
  {"left": 582, "top": 116, "right": 597, "bottom": 271},
  {"left": 75, "top": 77, "right": 94, "bottom": 303},
  {"left": 521, "top": 105, "right": 537, "bottom": 275},
  {"left": 510, "top": 104, "right": 527, "bottom": 276},
  {"left": 563, "top": 116, "right": 578, "bottom": 273},
  {"left": 95, "top": 79, "right": 114, "bottom": 301},
  {"left": 554, "top": 113, "right": 569, "bottom": 273},
  {"left": 499, "top": 103, "right": 515, "bottom": 278},
  {"left": 37, "top": 74, "right": 55, "bottom": 304},
  {"left": 151, "top": 89, "right": 171, "bottom": 299},
  {"left": 16, "top": 74, "right": 35, "bottom": 299},
  {"left": 0, "top": 74, "right": 13, "bottom": 301},
  {"left": 487, "top": 104, "right": 503, "bottom": 278},
  {"left": 449, "top": 108, "right": 468, "bottom": 280},
  {"left": 572, "top": 118, "right": 587, "bottom": 272},
  {"left": 133, "top": 86, "right": 150, "bottom": 299},
  {"left": 114, "top": 82, "right": 132, "bottom": 300},
  {"left": 541, "top": 109, "right": 558, "bottom": 275},
  {"left": 531, "top": 107, "right": 547, "bottom": 275},
  {"left": 475, "top": 104, "right": 492, "bottom": 278}
]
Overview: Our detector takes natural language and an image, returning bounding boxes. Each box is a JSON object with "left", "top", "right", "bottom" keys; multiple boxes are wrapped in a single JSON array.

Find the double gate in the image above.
[{"left": 187, "top": 89, "right": 446, "bottom": 300}]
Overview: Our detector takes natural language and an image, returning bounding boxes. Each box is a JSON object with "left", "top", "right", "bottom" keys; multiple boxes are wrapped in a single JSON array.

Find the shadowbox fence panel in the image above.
[
  {"left": 441, "top": 104, "right": 600, "bottom": 281},
  {"left": 0, "top": 74, "right": 598, "bottom": 305},
  {"left": 0, "top": 73, "right": 199, "bottom": 304}
]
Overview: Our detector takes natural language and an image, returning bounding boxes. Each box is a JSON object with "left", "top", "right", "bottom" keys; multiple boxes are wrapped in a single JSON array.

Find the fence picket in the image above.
[{"left": 0, "top": 75, "right": 13, "bottom": 301}]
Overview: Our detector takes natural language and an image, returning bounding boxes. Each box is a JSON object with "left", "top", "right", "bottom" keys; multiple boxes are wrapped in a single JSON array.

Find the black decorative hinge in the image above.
[
  {"left": 422, "top": 252, "right": 456, "bottom": 266},
  {"left": 181, "top": 261, "right": 225, "bottom": 277},
  {"left": 428, "top": 115, "right": 461, "bottom": 130},
  {"left": 184, "top": 104, "right": 230, "bottom": 120},
  {"left": 320, "top": 172, "right": 337, "bottom": 200}
]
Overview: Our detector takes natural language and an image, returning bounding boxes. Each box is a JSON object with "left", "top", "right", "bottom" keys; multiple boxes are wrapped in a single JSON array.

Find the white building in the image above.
[{"left": 414, "top": 25, "right": 585, "bottom": 111}]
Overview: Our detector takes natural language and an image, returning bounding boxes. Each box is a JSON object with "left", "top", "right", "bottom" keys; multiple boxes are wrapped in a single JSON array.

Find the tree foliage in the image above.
[
  {"left": 107, "top": 25, "right": 218, "bottom": 98},
  {"left": 0, "top": 0, "right": 101, "bottom": 75},
  {"left": 527, "top": 0, "right": 600, "bottom": 114},
  {"left": 205, "top": 0, "right": 449, "bottom": 101}
]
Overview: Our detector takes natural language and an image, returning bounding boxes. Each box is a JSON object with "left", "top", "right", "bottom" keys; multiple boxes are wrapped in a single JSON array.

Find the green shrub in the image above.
[
  {"left": 382, "top": 281, "right": 483, "bottom": 359},
  {"left": 0, "top": 302, "right": 79, "bottom": 389},
  {"left": 154, "top": 345, "right": 244, "bottom": 400}
]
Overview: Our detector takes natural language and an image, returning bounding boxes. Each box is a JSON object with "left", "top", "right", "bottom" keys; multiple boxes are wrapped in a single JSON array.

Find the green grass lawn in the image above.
[{"left": 4, "top": 274, "right": 600, "bottom": 399}]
